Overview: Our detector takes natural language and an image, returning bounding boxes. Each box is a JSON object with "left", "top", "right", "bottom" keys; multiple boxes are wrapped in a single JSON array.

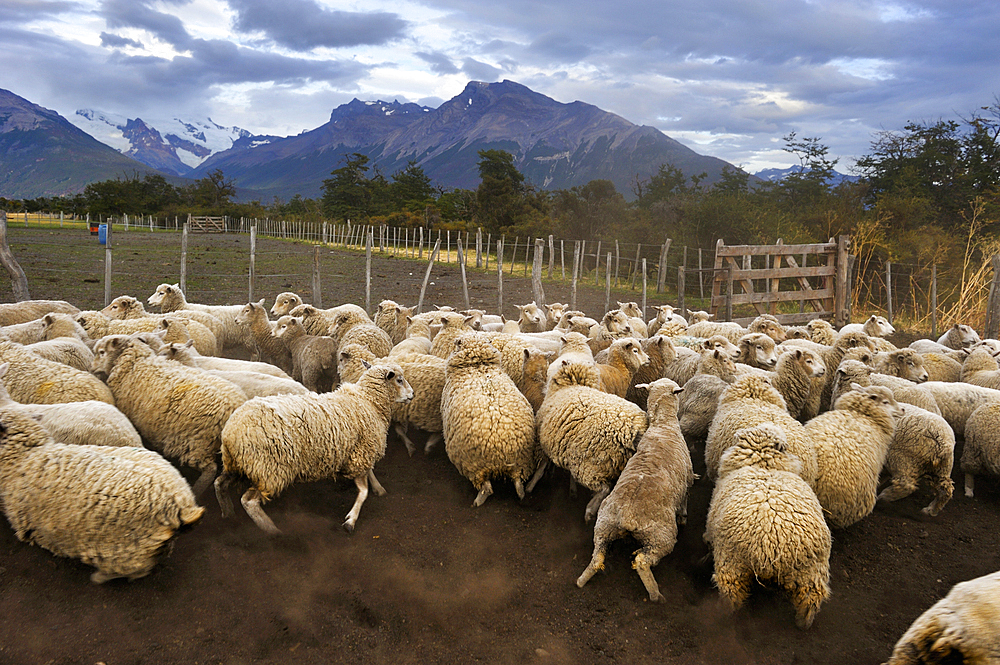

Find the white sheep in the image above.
[
  {"left": 214, "top": 360, "right": 412, "bottom": 534},
  {"left": 101, "top": 295, "right": 224, "bottom": 353},
  {"left": 841, "top": 314, "right": 895, "bottom": 338},
  {"left": 685, "top": 320, "right": 748, "bottom": 344},
  {"left": 0, "top": 408, "right": 204, "bottom": 583},
  {"left": 961, "top": 401, "right": 1000, "bottom": 498},
  {"left": 273, "top": 316, "right": 338, "bottom": 392},
  {"left": 875, "top": 348, "right": 930, "bottom": 383},
  {"left": 884, "top": 570, "right": 1000, "bottom": 664},
  {"left": 440, "top": 333, "right": 538, "bottom": 506},
  {"left": 808, "top": 384, "right": 903, "bottom": 528},
  {"left": 0, "top": 362, "right": 141, "bottom": 448},
  {"left": 938, "top": 323, "right": 981, "bottom": 350},
  {"left": 146, "top": 283, "right": 249, "bottom": 356},
  {"left": 878, "top": 403, "right": 955, "bottom": 517},
  {"left": 736, "top": 332, "right": 779, "bottom": 370},
  {"left": 0, "top": 300, "right": 78, "bottom": 326},
  {"left": 772, "top": 347, "right": 826, "bottom": 421},
  {"left": 919, "top": 380, "right": 1000, "bottom": 438},
  {"left": 233, "top": 300, "right": 293, "bottom": 375},
  {"left": 627, "top": 335, "right": 678, "bottom": 409},
  {"left": 157, "top": 340, "right": 290, "bottom": 379},
  {"left": 705, "top": 423, "right": 831, "bottom": 629},
  {"left": 534, "top": 359, "right": 648, "bottom": 521},
  {"left": 77, "top": 310, "right": 217, "bottom": 357},
  {"left": 24, "top": 336, "right": 93, "bottom": 371},
  {"left": 961, "top": 346, "right": 1000, "bottom": 390},
  {"left": 576, "top": 379, "right": 693, "bottom": 603},
  {"left": 92, "top": 335, "right": 246, "bottom": 497},
  {"left": 516, "top": 301, "right": 547, "bottom": 333},
  {"left": 329, "top": 308, "right": 393, "bottom": 358},
  {"left": 374, "top": 299, "right": 415, "bottom": 345},
  {"left": 0, "top": 339, "right": 114, "bottom": 405}
]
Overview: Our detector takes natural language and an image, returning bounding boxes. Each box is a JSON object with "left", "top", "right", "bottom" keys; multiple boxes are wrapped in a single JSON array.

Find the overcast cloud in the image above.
[{"left": 1, "top": 0, "right": 998, "bottom": 171}]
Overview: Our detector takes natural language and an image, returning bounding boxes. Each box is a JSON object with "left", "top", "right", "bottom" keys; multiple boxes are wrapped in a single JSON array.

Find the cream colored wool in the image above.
[
  {"left": 25, "top": 337, "right": 93, "bottom": 371},
  {"left": 885, "top": 570, "right": 1000, "bottom": 665},
  {"left": 877, "top": 403, "right": 954, "bottom": 516},
  {"left": 663, "top": 335, "right": 740, "bottom": 387},
  {"left": 842, "top": 345, "right": 876, "bottom": 366},
  {"left": 788, "top": 331, "right": 875, "bottom": 419},
  {"left": 919, "top": 352, "right": 963, "bottom": 382},
  {"left": 746, "top": 315, "right": 787, "bottom": 343},
  {"left": 0, "top": 362, "right": 141, "bottom": 448},
  {"left": 616, "top": 301, "right": 649, "bottom": 338},
  {"left": 961, "top": 401, "right": 1000, "bottom": 499},
  {"left": 158, "top": 340, "right": 290, "bottom": 379},
  {"left": 646, "top": 304, "right": 687, "bottom": 335},
  {"left": 518, "top": 347, "right": 550, "bottom": 414},
  {"left": 919, "top": 380, "right": 1000, "bottom": 438},
  {"left": 0, "top": 408, "right": 203, "bottom": 583},
  {"left": 737, "top": 332, "right": 779, "bottom": 370},
  {"left": 784, "top": 325, "right": 811, "bottom": 340},
  {"left": 389, "top": 323, "right": 432, "bottom": 357},
  {"left": 0, "top": 300, "right": 78, "bottom": 327},
  {"left": 675, "top": 350, "right": 738, "bottom": 439},
  {"left": 0, "top": 340, "right": 114, "bottom": 405},
  {"left": 875, "top": 348, "right": 929, "bottom": 383},
  {"left": 938, "top": 323, "right": 981, "bottom": 350},
  {"left": 215, "top": 361, "right": 412, "bottom": 533},
  {"left": 535, "top": 358, "right": 648, "bottom": 521},
  {"left": 627, "top": 335, "right": 677, "bottom": 409},
  {"left": 771, "top": 348, "right": 826, "bottom": 421},
  {"left": 685, "top": 320, "right": 747, "bottom": 344},
  {"left": 374, "top": 300, "right": 414, "bottom": 346},
  {"left": 1, "top": 316, "right": 48, "bottom": 344},
  {"left": 429, "top": 312, "right": 476, "bottom": 358},
  {"left": 269, "top": 292, "right": 303, "bottom": 317},
  {"left": 840, "top": 314, "right": 894, "bottom": 338},
  {"left": 595, "top": 338, "right": 649, "bottom": 398},
  {"left": 93, "top": 335, "right": 246, "bottom": 496},
  {"left": 41, "top": 312, "right": 93, "bottom": 347},
  {"left": 704, "top": 374, "right": 816, "bottom": 487},
  {"left": 483, "top": 332, "right": 543, "bottom": 386},
  {"left": 705, "top": 423, "right": 831, "bottom": 630},
  {"left": 808, "top": 385, "right": 902, "bottom": 528},
  {"left": 544, "top": 303, "right": 567, "bottom": 331},
  {"left": 441, "top": 333, "right": 537, "bottom": 506},
  {"left": 233, "top": 300, "right": 293, "bottom": 375},
  {"left": 273, "top": 316, "right": 338, "bottom": 392},
  {"left": 330, "top": 309, "right": 393, "bottom": 358},
  {"left": 200, "top": 369, "right": 309, "bottom": 399},
  {"left": 589, "top": 309, "right": 631, "bottom": 342},
  {"left": 146, "top": 283, "right": 250, "bottom": 356},
  {"left": 961, "top": 346, "right": 1000, "bottom": 391},
  {"left": 577, "top": 379, "right": 693, "bottom": 603},
  {"left": 830, "top": 360, "right": 942, "bottom": 417},
  {"left": 101, "top": 295, "right": 225, "bottom": 348},
  {"left": 554, "top": 310, "right": 598, "bottom": 335},
  {"left": 806, "top": 319, "right": 837, "bottom": 345},
  {"left": 338, "top": 343, "right": 446, "bottom": 456},
  {"left": 516, "top": 301, "right": 547, "bottom": 333},
  {"left": 78, "top": 309, "right": 217, "bottom": 357}
]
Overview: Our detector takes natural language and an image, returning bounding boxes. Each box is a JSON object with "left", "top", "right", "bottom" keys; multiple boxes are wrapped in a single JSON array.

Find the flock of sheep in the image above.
[{"left": 0, "top": 289, "right": 998, "bottom": 662}]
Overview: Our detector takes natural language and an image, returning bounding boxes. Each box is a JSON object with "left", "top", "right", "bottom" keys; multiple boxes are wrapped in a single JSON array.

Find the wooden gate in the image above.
[
  {"left": 709, "top": 235, "right": 851, "bottom": 326},
  {"left": 187, "top": 215, "right": 226, "bottom": 233}
]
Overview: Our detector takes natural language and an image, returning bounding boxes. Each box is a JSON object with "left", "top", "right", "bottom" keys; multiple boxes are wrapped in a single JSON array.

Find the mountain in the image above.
[
  {"left": 753, "top": 166, "right": 859, "bottom": 187},
  {"left": 71, "top": 110, "right": 265, "bottom": 176},
  {"left": 190, "top": 80, "right": 741, "bottom": 200},
  {"left": 0, "top": 89, "right": 162, "bottom": 199}
]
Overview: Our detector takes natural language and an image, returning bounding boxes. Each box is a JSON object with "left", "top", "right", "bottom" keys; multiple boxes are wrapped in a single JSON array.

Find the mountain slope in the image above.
[
  {"left": 191, "top": 80, "right": 740, "bottom": 200},
  {"left": 0, "top": 89, "right": 161, "bottom": 198}
]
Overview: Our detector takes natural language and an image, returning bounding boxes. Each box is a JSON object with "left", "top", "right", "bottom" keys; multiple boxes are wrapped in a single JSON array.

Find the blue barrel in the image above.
[{"left": 98, "top": 224, "right": 107, "bottom": 245}]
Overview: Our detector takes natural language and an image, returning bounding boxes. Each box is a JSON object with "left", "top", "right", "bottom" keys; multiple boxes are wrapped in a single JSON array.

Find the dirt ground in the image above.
[{"left": 1, "top": 228, "right": 999, "bottom": 664}]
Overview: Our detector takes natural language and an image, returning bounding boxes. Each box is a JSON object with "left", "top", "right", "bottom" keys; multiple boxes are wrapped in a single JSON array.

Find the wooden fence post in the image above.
[
  {"left": 985, "top": 256, "right": 1000, "bottom": 339},
  {"left": 365, "top": 229, "right": 372, "bottom": 313},
  {"left": 657, "top": 240, "right": 672, "bottom": 293},
  {"left": 314, "top": 246, "right": 324, "bottom": 309},
  {"left": 548, "top": 235, "right": 555, "bottom": 279},
  {"left": 532, "top": 238, "right": 546, "bottom": 307},
  {"left": 416, "top": 238, "right": 442, "bottom": 314},
  {"left": 725, "top": 265, "right": 734, "bottom": 323},
  {"left": 458, "top": 235, "right": 470, "bottom": 310},
  {"left": 476, "top": 228, "right": 483, "bottom": 269},
  {"left": 604, "top": 252, "right": 612, "bottom": 313},
  {"left": 0, "top": 211, "right": 30, "bottom": 301},
  {"left": 497, "top": 239, "right": 504, "bottom": 315},
  {"left": 523, "top": 238, "right": 530, "bottom": 277},
  {"left": 104, "top": 222, "right": 113, "bottom": 307},
  {"left": 835, "top": 235, "right": 851, "bottom": 327},
  {"left": 571, "top": 241, "right": 581, "bottom": 311},
  {"left": 677, "top": 266, "right": 686, "bottom": 318},
  {"left": 594, "top": 240, "right": 602, "bottom": 286},
  {"left": 931, "top": 263, "right": 938, "bottom": 339},
  {"left": 561, "top": 240, "right": 566, "bottom": 280},
  {"left": 886, "top": 260, "right": 893, "bottom": 325},
  {"left": 641, "top": 258, "right": 647, "bottom": 321},
  {"left": 249, "top": 226, "right": 256, "bottom": 302},
  {"left": 509, "top": 237, "right": 518, "bottom": 275},
  {"left": 180, "top": 221, "right": 188, "bottom": 293},
  {"left": 631, "top": 243, "right": 641, "bottom": 290}
]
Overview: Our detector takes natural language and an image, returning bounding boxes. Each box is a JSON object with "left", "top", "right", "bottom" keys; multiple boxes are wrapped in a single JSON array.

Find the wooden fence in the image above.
[{"left": 704, "top": 236, "right": 852, "bottom": 326}]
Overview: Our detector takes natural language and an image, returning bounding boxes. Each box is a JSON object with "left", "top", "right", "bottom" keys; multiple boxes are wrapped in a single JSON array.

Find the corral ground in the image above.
[{"left": 0, "top": 227, "right": 998, "bottom": 664}]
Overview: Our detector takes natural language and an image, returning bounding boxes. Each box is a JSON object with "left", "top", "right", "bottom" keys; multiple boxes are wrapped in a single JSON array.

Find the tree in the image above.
[
  {"left": 779, "top": 132, "right": 838, "bottom": 206},
  {"left": 474, "top": 149, "right": 527, "bottom": 232},
  {"left": 389, "top": 162, "right": 436, "bottom": 211},
  {"left": 321, "top": 153, "right": 376, "bottom": 222}
]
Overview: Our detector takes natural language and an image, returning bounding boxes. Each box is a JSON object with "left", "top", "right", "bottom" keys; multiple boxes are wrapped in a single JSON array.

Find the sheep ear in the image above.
[
  {"left": 523, "top": 348, "right": 530, "bottom": 360},
  {"left": 385, "top": 370, "right": 396, "bottom": 380},
  {"left": 0, "top": 362, "right": 7, "bottom": 378},
  {"left": 794, "top": 349, "right": 803, "bottom": 358},
  {"left": 850, "top": 382, "right": 862, "bottom": 390},
  {"left": 673, "top": 386, "right": 684, "bottom": 395},
  {"left": 634, "top": 383, "right": 649, "bottom": 390},
  {"left": 185, "top": 340, "right": 194, "bottom": 348},
  {"left": 561, "top": 359, "right": 569, "bottom": 367},
  {"left": 361, "top": 359, "right": 372, "bottom": 370},
  {"left": 339, "top": 350, "right": 351, "bottom": 362},
  {"left": 256, "top": 298, "right": 265, "bottom": 307}
]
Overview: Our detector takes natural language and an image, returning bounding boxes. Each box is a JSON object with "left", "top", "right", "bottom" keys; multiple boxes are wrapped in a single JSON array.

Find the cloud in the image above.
[
  {"left": 0, "top": 0, "right": 76, "bottom": 22},
  {"left": 100, "top": 32, "right": 143, "bottom": 49},
  {"left": 461, "top": 57, "right": 501, "bottom": 82},
  {"left": 416, "top": 51, "right": 459, "bottom": 75},
  {"left": 99, "top": 0, "right": 193, "bottom": 49},
  {"left": 227, "top": 0, "right": 407, "bottom": 51}
]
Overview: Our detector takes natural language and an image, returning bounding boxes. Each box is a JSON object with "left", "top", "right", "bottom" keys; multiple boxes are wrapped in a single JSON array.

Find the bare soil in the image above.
[{"left": 1, "top": 227, "right": 998, "bottom": 664}]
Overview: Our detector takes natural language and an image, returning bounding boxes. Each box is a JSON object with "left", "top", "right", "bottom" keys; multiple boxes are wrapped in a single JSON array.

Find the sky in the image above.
[{"left": 2, "top": 0, "right": 999, "bottom": 172}]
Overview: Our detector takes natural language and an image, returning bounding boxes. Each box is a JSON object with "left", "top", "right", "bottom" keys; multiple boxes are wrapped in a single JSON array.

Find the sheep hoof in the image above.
[
  {"left": 648, "top": 591, "right": 666, "bottom": 604},
  {"left": 473, "top": 482, "right": 493, "bottom": 507},
  {"left": 342, "top": 520, "right": 356, "bottom": 534}
]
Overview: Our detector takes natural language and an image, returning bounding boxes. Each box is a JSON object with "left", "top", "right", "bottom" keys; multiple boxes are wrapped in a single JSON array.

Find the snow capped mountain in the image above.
[
  {"left": 71, "top": 110, "right": 259, "bottom": 175},
  {"left": 753, "top": 166, "right": 859, "bottom": 186}
]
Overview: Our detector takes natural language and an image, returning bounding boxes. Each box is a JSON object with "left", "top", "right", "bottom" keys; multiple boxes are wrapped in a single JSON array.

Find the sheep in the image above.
[
  {"left": 919, "top": 381, "right": 1000, "bottom": 438},
  {"left": 518, "top": 347, "right": 550, "bottom": 414},
  {"left": 543, "top": 302, "right": 567, "bottom": 330},
  {"left": 646, "top": 305, "right": 687, "bottom": 335},
  {"left": 440, "top": 333, "right": 538, "bottom": 506},
  {"left": 704, "top": 374, "right": 816, "bottom": 487},
  {"left": 516, "top": 301, "right": 547, "bottom": 333},
  {"left": 0, "top": 363, "right": 141, "bottom": 448},
  {"left": 685, "top": 320, "right": 748, "bottom": 344},
  {"left": 157, "top": 339, "right": 290, "bottom": 379},
  {"left": 92, "top": 335, "right": 246, "bottom": 497},
  {"left": 338, "top": 343, "right": 447, "bottom": 456},
  {"left": 329, "top": 308, "right": 393, "bottom": 358},
  {"left": 576, "top": 379, "right": 693, "bottom": 603},
  {"left": 961, "top": 346, "right": 1000, "bottom": 390},
  {"left": 938, "top": 323, "right": 982, "bottom": 350},
  {"left": 101, "top": 295, "right": 225, "bottom": 350},
  {"left": 841, "top": 314, "right": 894, "bottom": 338},
  {"left": 808, "top": 384, "right": 903, "bottom": 528},
  {"left": 146, "top": 283, "right": 250, "bottom": 356},
  {"left": 626, "top": 335, "right": 678, "bottom": 409},
  {"left": 842, "top": 345, "right": 877, "bottom": 367},
  {"left": 960, "top": 401, "right": 1000, "bottom": 498},
  {"left": 0, "top": 300, "right": 78, "bottom": 326},
  {"left": 269, "top": 291, "right": 303, "bottom": 317},
  {"left": 793, "top": 331, "right": 876, "bottom": 418},
  {"left": 747, "top": 314, "right": 787, "bottom": 343},
  {"left": 674, "top": 350, "right": 738, "bottom": 439},
  {"left": 389, "top": 318, "right": 432, "bottom": 357},
  {"left": 0, "top": 408, "right": 204, "bottom": 583},
  {"left": 214, "top": 360, "right": 413, "bottom": 534},
  {"left": 0, "top": 340, "right": 114, "bottom": 405},
  {"left": 920, "top": 351, "right": 964, "bottom": 382},
  {"left": 374, "top": 300, "right": 415, "bottom": 345},
  {"left": 831, "top": 360, "right": 944, "bottom": 419},
  {"left": 874, "top": 348, "right": 930, "bottom": 383},
  {"left": 884, "top": 570, "right": 1000, "bottom": 665},
  {"left": 233, "top": 300, "right": 294, "bottom": 375},
  {"left": 273, "top": 316, "right": 338, "bottom": 392},
  {"left": 430, "top": 311, "right": 476, "bottom": 358},
  {"left": 77, "top": 310, "right": 217, "bottom": 358},
  {"left": 616, "top": 301, "right": 649, "bottom": 338},
  {"left": 772, "top": 347, "right": 826, "bottom": 421},
  {"left": 41, "top": 312, "right": 93, "bottom": 346},
  {"left": 687, "top": 310, "right": 712, "bottom": 324},
  {"left": 877, "top": 403, "right": 955, "bottom": 517},
  {"left": 806, "top": 319, "right": 838, "bottom": 345},
  {"left": 663, "top": 335, "right": 740, "bottom": 387},
  {"left": 589, "top": 309, "right": 632, "bottom": 343},
  {"left": 24, "top": 336, "right": 93, "bottom": 371},
  {"left": 736, "top": 332, "right": 779, "bottom": 370},
  {"left": 1, "top": 316, "right": 48, "bottom": 344},
  {"left": 704, "top": 423, "right": 832, "bottom": 629},
  {"left": 200, "top": 369, "right": 310, "bottom": 400},
  {"left": 784, "top": 325, "right": 811, "bottom": 340},
  {"left": 534, "top": 359, "right": 648, "bottom": 521},
  {"left": 554, "top": 310, "right": 598, "bottom": 335},
  {"left": 595, "top": 338, "right": 649, "bottom": 398}
]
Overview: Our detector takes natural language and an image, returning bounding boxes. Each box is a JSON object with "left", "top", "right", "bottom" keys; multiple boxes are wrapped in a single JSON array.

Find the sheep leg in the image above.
[
  {"left": 526, "top": 459, "right": 548, "bottom": 493},
  {"left": 367, "top": 469, "right": 387, "bottom": 496},
  {"left": 473, "top": 480, "right": 493, "bottom": 507},
  {"left": 922, "top": 476, "right": 954, "bottom": 517},
  {"left": 714, "top": 564, "right": 752, "bottom": 610},
  {"left": 964, "top": 472, "right": 976, "bottom": 498},
  {"left": 342, "top": 476, "right": 371, "bottom": 533},
  {"left": 877, "top": 477, "right": 918, "bottom": 504},
  {"left": 392, "top": 423, "right": 416, "bottom": 456},
  {"left": 576, "top": 542, "right": 607, "bottom": 589},
  {"left": 214, "top": 470, "right": 237, "bottom": 518},
  {"left": 241, "top": 488, "right": 281, "bottom": 535},
  {"left": 514, "top": 478, "right": 525, "bottom": 501},
  {"left": 423, "top": 432, "right": 442, "bottom": 455},
  {"left": 569, "top": 477, "right": 578, "bottom": 498},
  {"left": 190, "top": 461, "right": 218, "bottom": 499},
  {"left": 584, "top": 486, "right": 610, "bottom": 523},
  {"left": 787, "top": 579, "right": 827, "bottom": 630},
  {"left": 90, "top": 569, "right": 121, "bottom": 584},
  {"left": 633, "top": 551, "right": 665, "bottom": 603}
]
